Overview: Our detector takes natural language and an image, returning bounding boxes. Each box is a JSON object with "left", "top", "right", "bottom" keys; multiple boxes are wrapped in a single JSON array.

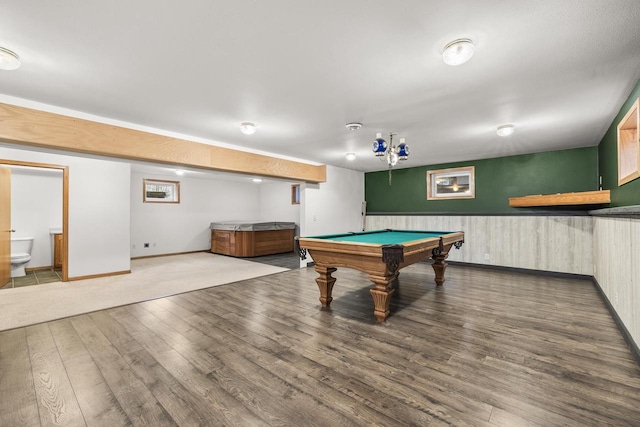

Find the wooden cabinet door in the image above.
[{"left": 53, "top": 233, "right": 63, "bottom": 268}]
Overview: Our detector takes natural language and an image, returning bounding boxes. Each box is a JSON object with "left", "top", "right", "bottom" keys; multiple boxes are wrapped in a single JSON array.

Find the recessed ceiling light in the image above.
[
  {"left": 496, "top": 124, "right": 515, "bottom": 137},
  {"left": 345, "top": 123, "right": 362, "bottom": 131},
  {"left": 345, "top": 153, "right": 357, "bottom": 161},
  {"left": 252, "top": 178, "right": 263, "bottom": 183},
  {"left": 240, "top": 122, "right": 256, "bottom": 135},
  {"left": 175, "top": 169, "right": 185, "bottom": 176},
  {"left": 0, "top": 47, "right": 21, "bottom": 71},
  {"left": 442, "top": 39, "right": 475, "bottom": 66}
]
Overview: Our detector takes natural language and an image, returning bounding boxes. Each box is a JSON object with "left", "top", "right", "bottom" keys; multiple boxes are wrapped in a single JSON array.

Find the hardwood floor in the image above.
[
  {"left": 244, "top": 251, "right": 301, "bottom": 270},
  {"left": 1, "top": 263, "right": 639, "bottom": 426}
]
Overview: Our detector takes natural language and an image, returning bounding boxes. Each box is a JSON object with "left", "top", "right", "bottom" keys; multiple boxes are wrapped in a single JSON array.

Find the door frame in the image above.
[{"left": 0, "top": 159, "right": 69, "bottom": 282}]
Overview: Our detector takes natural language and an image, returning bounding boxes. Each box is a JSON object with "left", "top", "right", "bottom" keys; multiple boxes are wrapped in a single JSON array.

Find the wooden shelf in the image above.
[{"left": 509, "top": 190, "right": 610, "bottom": 207}]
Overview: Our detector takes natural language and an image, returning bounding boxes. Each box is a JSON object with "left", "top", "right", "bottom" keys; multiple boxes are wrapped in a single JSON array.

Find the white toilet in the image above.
[{"left": 11, "top": 237, "right": 34, "bottom": 278}]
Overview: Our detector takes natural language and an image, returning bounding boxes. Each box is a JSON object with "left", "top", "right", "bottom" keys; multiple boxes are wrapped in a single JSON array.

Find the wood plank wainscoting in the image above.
[
  {"left": 593, "top": 215, "right": 640, "bottom": 362},
  {"left": 365, "top": 215, "right": 594, "bottom": 275},
  {"left": 1, "top": 263, "right": 640, "bottom": 425}
]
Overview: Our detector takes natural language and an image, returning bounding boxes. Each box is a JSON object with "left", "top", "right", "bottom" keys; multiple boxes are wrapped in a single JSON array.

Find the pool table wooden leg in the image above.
[
  {"left": 314, "top": 265, "right": 337, "bottom": 307},
  {"left": 431, "top": 251, "right": 450, "bottom": 286},
  {"left": 369, "top": 275, "right": 396, "bottom": 321}
]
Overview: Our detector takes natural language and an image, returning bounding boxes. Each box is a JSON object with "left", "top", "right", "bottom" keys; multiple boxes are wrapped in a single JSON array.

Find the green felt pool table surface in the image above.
[{"left": 308, "top": 229, "right": 451, "bottom": 245}]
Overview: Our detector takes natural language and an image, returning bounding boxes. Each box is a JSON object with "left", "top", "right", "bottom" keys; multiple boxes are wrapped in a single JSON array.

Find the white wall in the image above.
[
  {"left": 3, "top": 149, "right": 363, "bottom": 275},
  {"left": 300, "top": 165, "right": 365, "bottom": 237},
  {"left": 258, "top": 181, "right": 300, "bottom": 235},
  {"left": 9, "top": 167, "right": 63, "bottom": 268},
  {"left": 130, "top": 171, "right": 261, "bottom": 257},
  {"left": 300, "top": 165, "right": 365, "bottom": 266},
  {"left": 0, "top": 145, "right": 131, "bottom": 278}
]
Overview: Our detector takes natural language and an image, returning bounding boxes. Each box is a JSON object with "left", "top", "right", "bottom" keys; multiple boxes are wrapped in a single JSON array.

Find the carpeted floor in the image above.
[{"left": 0, "top": 252, "right": 287, "bottom": 331}]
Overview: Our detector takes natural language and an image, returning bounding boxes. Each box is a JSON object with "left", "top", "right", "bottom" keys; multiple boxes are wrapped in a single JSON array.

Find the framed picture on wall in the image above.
[
  {"left": 143, "top": 179, "right": 180, "bottom": 203},
  {"left": 427, "top": 166, "right": 475, "bottom": 200}
]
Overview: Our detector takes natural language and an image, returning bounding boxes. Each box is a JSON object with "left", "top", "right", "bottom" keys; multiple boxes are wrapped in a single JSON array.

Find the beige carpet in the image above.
[{"left": 0, "top": 252, "right": 287, "bottom": 331}]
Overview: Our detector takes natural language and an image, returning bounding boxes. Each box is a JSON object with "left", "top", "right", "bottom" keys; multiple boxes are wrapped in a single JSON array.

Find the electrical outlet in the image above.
[
  {"left": 144, "top": 243, "right": 149, "bottom": 248},
  {"left": 484, "top": 253, "right": 490, "bottom": 261},
  {"left": 614, "top": 291, "right": 619, "bottom": 305}
]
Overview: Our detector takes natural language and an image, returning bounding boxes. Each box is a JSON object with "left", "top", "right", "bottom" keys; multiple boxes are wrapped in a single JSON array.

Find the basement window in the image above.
[{"left": 617, "top": 97, "right": 640, "bottom": 186}]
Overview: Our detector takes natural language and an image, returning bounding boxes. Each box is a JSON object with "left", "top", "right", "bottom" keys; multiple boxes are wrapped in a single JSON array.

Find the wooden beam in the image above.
[{"left": 0, "top": 103, "right": 326, "bottom": 183}]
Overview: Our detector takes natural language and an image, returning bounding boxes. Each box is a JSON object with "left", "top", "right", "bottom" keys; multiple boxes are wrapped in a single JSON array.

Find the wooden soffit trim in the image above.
[{"left": 0, "top": 103, "right": 326, "bottom": 183}]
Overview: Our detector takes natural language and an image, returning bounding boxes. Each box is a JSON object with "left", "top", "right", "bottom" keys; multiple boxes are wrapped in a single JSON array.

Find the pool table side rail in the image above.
[
  {"left": 305, "top": 229, "right": 456, "bottom": 239},
  {"left": 297, "top": 231, "right": 464, "bottom": 259}
]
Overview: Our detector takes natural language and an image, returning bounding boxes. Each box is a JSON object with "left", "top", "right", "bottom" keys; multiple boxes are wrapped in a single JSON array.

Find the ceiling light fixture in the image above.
[
  {"left": 0, "top": 47, "right": 21, "bottom": 71},
  {"left": 496, "top": 124, "right": 515, "bottom": 137},
  {"left": 373, "top": 132, "right": 409, "bottom": 185},
  {"left": 240, "top": 122, "right": 256, "bottom": 135},
  {"left": 175, "top": 169, "right": 185, "bottom": 176},
  {"left": 252, "top": 178, "right": 263, "bottom": 183},
  {"left": 345, "top": 153, "right": 357, "bottom": 161},
  {"left": 442, "top": 38, "right": 475, "bottom": 66},
  {"left": 345, "top": 122, "right": 362, "bottom": 131}
]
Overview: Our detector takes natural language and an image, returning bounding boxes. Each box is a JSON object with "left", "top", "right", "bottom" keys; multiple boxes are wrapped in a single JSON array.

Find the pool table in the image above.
[{"left": 296, "top": 229, "right": 464, "bottom": 321}]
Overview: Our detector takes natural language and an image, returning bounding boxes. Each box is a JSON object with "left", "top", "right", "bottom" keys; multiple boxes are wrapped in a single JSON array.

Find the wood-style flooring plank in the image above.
[
  {"left": 47, "top": 319, "right": 130, "bottom": 427},
  {"left": 0, "top": 328, "right": 40, "bottom": 427},
  {"left": 25, "top": 324, "right": 86, "bottom": 427},
  {"left": 2, "top": 263, "right": 640, "bottom": 426},
  {"left": 128, "top": 302, "right": 364, "bottom": 427},
  {"left": 148, "top": 297, "right": 403, "bottom": 426},
  {"left": 95, "top": 308, "right": 269, "bottom": 426},
  {"left": 88, "top": 310, "right": 231, "bottom": 426},
  {"left": 195, "top": 287, "right": 493, "bottom": 424},
  {"left": 69, "top": 315, "right": 176, "bottom": 427}
]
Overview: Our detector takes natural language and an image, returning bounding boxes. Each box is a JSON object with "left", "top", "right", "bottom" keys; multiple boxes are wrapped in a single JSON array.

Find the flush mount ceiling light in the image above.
[
  {"left": 496, "top": 124, "right": 515, "bottom": 137},
  {"left": 345, "top": 153, "right": 357, "bottom": 161},
  {"left": 345, "top": 122, "right": 362, "bottom": 131},
  {"left": 240, "top": 122, "right": 256, "bottom": 135},
  {"left": 442, "top": 38, "right": 475, "bottom": 66},
  {"left": 0, "top": 47, "right": 21, "bottom": 71},
  {"left": 252, "top": 178, "right": 263, "bottom": 183},
  {"left": 174, "top": 169, "right": 185, "bottom": 176}
]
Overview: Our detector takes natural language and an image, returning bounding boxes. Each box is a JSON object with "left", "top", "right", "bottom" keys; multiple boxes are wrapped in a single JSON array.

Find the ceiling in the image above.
[{"left": 2, "top": 1, "right": 640, "bottom": 173}]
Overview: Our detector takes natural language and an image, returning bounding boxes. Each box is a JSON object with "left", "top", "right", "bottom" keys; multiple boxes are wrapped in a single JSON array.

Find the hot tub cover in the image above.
[{"left": 210, "top": 221, "right": 296, "bottom": 231}]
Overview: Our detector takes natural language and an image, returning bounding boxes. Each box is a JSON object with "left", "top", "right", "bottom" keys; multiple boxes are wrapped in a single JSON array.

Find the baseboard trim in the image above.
[
  {"left": 445, "top": 260, "right": 593, "bottom": 281},
  {"left": 131, "top": 250, "right": 208, "bottom": 260},
  {"left": 592, "top": 277, "right": 640, "bottom": 367},
  {"left": 68, "top": 270, "right": 131, "bottom": 281}
]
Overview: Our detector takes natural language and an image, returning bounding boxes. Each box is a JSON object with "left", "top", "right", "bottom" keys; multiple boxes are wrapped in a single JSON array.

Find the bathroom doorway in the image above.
[{"left": 0, "top": 159, "right": 69, "bottom": 286}]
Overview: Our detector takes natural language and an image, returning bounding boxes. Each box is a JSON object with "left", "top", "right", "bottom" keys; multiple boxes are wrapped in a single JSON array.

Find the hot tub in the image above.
[{"left": 210, "top": 221, "right": 296, "bottom": 257}]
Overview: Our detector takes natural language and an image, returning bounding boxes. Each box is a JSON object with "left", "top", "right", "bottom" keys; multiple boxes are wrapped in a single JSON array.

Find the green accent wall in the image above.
[
  {"left": 365, "top": 147, "right": 599, "bottom": 214},
  {"left": 598, "top": 79, "right": 640, "bottom": 207}
]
